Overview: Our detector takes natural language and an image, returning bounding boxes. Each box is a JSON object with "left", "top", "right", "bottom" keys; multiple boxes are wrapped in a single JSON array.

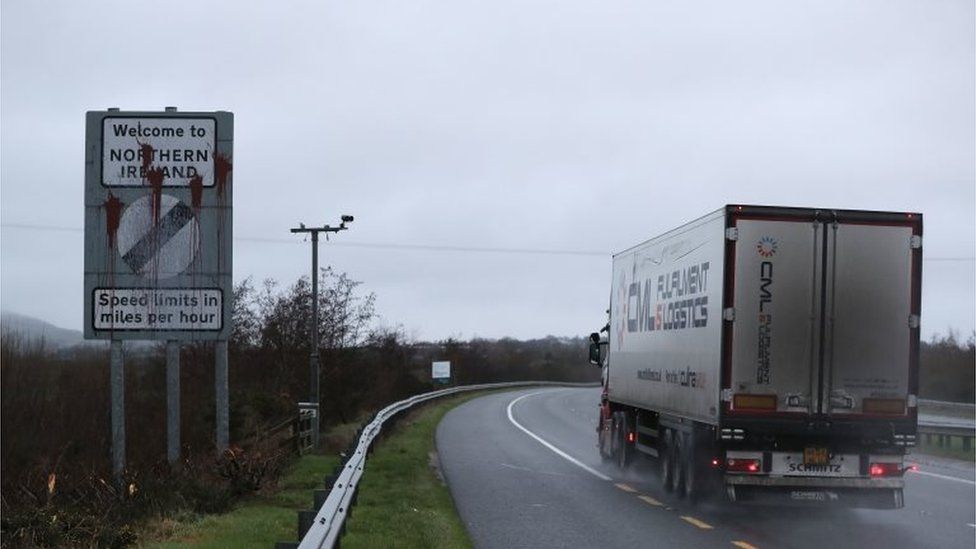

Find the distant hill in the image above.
[{"left": 0, "top": 311, "right": 88, "bottom": 349}]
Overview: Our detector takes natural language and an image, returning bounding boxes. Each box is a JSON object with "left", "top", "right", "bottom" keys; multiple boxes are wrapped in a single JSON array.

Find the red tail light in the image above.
[
  {"left": 726, "top": 458, "right": 761, "bottom": 473},
  {"left": 710, "top": 458, "right": 721, "bottom": 467},
  {"left": 627, "top": 432, "right": 636, "bottom": 443},
  {"left": 869, "top": 462, "right": 902, "bottom": 477}
]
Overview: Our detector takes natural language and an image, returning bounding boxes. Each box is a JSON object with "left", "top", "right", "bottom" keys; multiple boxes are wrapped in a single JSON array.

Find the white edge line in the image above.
[
  {"left": 506, "top": 391, "right": 612, "bottom": 482},
  {"left": 909, "top": 469, "right": 976, "bottom": 486}
]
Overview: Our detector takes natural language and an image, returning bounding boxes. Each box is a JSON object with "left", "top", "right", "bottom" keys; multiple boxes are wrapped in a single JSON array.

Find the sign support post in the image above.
[
  {"left": 166, "top": 341, "right": 180, "bottom": 465},
  {"left": 110, "top": 340, "right": 125, "bottom": 480},
  {"left": 215, "top": 341, "right": 229, "bottom": 453}
]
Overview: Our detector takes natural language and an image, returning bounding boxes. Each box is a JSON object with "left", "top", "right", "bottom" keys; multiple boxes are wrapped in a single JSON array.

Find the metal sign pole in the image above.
[
  {"left": 215, "top": 340, "right": 229, "bottom": 453},
  {"left": 310, "top": 231, "right": 321, "bottom": 449},
  {"left": 166, "top": 340, "right": 180, "bottom": 465},
  {"left": 110, "top": 340, "right": 125, "bottom": 480},
  {"left": 290, "top": 216, "right": 354, "bottom": 451}
]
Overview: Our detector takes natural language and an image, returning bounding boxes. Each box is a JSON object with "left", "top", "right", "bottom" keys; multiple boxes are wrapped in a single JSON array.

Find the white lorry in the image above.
[{"left": 589, "top": 205, "right": 921, "bottom": 508}]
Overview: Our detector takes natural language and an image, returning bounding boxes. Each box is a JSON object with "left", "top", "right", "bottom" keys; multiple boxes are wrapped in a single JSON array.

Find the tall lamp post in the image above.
[{"left": 290, "top": 215, "right": 354, "bottom": 449}]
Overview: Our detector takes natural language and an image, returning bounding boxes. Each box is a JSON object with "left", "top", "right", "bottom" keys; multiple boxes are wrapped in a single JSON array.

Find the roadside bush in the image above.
[{"left": 919, "top": 331, "right": 975, "bottom": 402}]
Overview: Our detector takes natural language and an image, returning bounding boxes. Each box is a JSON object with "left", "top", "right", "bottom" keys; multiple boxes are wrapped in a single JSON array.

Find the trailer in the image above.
[{"left": 589, "top": 205, "right": 921, "bottom": 508}]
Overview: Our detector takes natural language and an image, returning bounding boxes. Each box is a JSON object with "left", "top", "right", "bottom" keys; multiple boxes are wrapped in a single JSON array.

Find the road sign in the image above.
[
  {"left": 84, "top": 110, "right": 233, "bottom": 340},
  {"left": 432, "top": 361, "right": 451, "bottom": 380}
]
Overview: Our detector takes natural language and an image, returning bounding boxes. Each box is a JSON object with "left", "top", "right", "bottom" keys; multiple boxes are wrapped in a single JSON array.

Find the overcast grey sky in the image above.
[{"left": 1, "top": 0, "right": 973, "bottom": 341}]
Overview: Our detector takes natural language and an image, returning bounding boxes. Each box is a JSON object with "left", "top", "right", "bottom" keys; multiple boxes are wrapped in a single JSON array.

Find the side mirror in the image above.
[{"left": 588, "top": 342, "right": 601, "bottom": 366}]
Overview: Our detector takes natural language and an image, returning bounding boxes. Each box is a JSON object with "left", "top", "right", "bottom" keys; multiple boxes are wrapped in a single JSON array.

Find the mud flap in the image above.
[{"left": 728, "top": 485, "right": 904, "bottom": 509}]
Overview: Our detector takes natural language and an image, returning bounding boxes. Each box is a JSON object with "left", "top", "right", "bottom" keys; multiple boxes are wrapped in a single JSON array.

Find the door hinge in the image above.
[
  {"left": 721, "top": 388, "right": 733, "bottom": 402},
  {"left": 908, "top": 315, "right": 920, "bottom": 329},
  {"left": 725, "top": 228, "right": 739, "bottom": 241},
  {"left": 910, "top": 235, "right": 922, "bottom": 249},
  {"left": 723, "top": 307, "right": 735, "bottom": 321}
]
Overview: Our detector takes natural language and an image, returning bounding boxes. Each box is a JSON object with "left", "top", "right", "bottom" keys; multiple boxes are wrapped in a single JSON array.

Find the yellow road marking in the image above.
[
  {"left": 615, "top": 483, "right": 637, "bottom": 493},
  {"left": 680, "top": 515, "right": 714, "bottom": 530},
  {"left": 638, "top": 495, "right": 663, "bottom": 507},
  {"left": 732, "top": 542, "right": 760, "bottom": 549}
]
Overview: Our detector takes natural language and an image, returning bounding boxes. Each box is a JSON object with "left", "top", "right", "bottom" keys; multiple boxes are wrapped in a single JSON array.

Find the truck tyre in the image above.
[
  {"left": 660, "top": 429, "right": 676, "bottom": 492},
  {"left": 682, "top": 433, "right": 699, "bottom": 503},
  {"left": 674, "top": 432, "right": 686, "bottom": 496},
  {"left": 598, "top": 413, "right": 613, "bottom": 462},
  {"left": 615, "top": 412, "right": 631, "bottom": 469}
]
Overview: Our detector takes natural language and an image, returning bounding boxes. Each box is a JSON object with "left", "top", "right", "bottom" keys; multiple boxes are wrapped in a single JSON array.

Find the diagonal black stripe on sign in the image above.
[{"left": 122, "top": 202, "right": 195, "bottom": 273}]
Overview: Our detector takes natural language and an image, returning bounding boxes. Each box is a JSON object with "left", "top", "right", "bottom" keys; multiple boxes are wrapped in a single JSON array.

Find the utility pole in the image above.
[{"left": 290, "top": 215, "right": 354, "bottom": 449}]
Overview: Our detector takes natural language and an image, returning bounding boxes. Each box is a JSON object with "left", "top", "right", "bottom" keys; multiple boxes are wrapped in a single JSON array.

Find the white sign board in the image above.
[
  {"left": 102, "top": 117, "right": 216, "bottom": 187},
  {"left": 84, "top": 110, "right": 233, "bottom": 341},
  {"left": 432, "top": 361, "right": 451, "bottom": 380}
]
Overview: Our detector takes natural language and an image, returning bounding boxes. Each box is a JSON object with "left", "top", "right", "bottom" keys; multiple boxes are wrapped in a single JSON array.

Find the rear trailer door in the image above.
[
  {"left": 729, "top": 217, "right": 823, "bottom": 414},
  {"left": 725, "top": 207, "right": 921, "bottom": 418},
  {"left": 824, "top": 222, "right": 917, "bottom": 416}
]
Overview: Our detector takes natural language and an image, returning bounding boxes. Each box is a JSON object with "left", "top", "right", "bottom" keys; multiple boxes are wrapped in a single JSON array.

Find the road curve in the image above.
[{"left": 436, "top": 387, "right": 976, "bottom": 549}]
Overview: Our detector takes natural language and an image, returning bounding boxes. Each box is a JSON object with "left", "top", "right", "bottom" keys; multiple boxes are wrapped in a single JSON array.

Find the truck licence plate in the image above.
[{"left": 803, "top": 447, "right": 829, "bottom": 466}]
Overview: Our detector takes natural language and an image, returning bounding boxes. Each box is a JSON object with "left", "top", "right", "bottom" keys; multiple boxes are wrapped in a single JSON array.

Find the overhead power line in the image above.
[
  {"left": 0, "top": 222, "right": 608, "bottom": 257},
  {"left": 1, "top": 222, "right": 973, "bottom": 261}
]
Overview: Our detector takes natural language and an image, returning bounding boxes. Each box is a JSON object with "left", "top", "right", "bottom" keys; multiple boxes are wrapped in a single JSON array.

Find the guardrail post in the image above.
[
  {"left": 314, "top": 488, "right": 328, "bottom": 509},
  {"left": 298, "top": 509, "right": 316, "bottom": 539}
]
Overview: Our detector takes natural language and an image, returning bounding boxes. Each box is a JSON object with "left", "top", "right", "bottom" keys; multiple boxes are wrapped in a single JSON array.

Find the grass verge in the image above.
[
  {"left": 139, "top": 453, "right": 339, "bottom": 549},
  {"left": 338, "top": 391, "right": 497, "bottom": 549},
  {"left": 140, "top": 389, "right": 498, "bottom": 548}
]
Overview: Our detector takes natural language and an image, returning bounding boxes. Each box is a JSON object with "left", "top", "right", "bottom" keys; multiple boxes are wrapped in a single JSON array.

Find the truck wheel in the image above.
[
  {"left": 609, "top": 412, "right": 621, "bottom": 459},
  {"left": 682, "top": 433, "right": 699, "bottom": 503},
  {"left": 660, "top": 429, "right": 675, "bottom": 492},
  {"left": 674, "top": 433, "right": 686, "bottom": 496},
  {"left": 616, "top": 412, "right": 631, "bottom": 469},
  {"left": 598, "top": 413, "right": 613, "bottom": 461}
]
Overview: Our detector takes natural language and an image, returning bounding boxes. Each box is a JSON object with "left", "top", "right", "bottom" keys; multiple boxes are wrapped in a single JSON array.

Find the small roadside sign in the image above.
[{"left": 432, "top": 361, "right": 451, "bottom": 381}]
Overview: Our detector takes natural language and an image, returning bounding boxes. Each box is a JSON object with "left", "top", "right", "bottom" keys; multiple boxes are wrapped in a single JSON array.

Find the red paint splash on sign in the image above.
[
  {"left": 189, "top": 174, "right": 204, "bottom": 209},
  {"left": 214, "top": 152, "right": 232, "bottom": 197},
  {"left": 145, "top": 166, "right": 165, "bottom": 222},
  {"left": 103, "top": 192, "right": 123, "bottom": 247},
  {"left": 138, "top": 141, "right": 155, "bottom": 174}
]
